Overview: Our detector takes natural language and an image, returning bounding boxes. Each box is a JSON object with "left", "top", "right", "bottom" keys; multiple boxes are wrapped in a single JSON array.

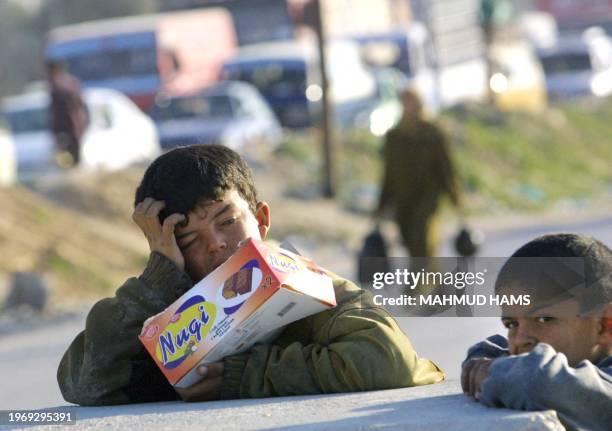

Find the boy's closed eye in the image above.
[
  {"left": 177, "top": 233, "right": 197, "bottom": 251},
  {"left": 179, "top": 240, "right": 196, "bottom": 251},
  {"left": 220, "top": 217, "right": 237, "bottom": 227}
]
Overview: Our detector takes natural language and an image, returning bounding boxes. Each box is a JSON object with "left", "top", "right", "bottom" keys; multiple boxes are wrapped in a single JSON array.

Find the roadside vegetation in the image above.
[
  {"left": 278, "top": 99, "right": 612, "bottom": 214},
  {"left": 2, "top": 100, "right": 612, "bottom": 304}
]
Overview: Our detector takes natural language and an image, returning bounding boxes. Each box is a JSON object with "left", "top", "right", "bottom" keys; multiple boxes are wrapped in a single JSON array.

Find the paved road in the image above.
[
  {"left": 1, "top": 215, "right": 610, "bottom": 411},
  {"left": 0, "top": 315, "right": 86, "bottom": 410}
]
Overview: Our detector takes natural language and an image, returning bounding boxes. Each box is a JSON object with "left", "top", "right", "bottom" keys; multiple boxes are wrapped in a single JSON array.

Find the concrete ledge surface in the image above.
[{"left": 22, "top": 381, "right": 564, "bottom": 431}]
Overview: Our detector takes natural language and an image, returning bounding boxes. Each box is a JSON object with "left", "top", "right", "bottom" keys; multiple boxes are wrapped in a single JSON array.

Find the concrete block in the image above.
[{"left": 28, "top": 381, "right": 563, "bottom": 430}]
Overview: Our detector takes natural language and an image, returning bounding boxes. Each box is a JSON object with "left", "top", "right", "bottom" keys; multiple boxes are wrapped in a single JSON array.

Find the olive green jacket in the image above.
[
  {"left": 57, "top": 252, "right": 444, "bottom": 405},
  {"left": 378, "top": 119, "right": 462, "bottom": 217}
]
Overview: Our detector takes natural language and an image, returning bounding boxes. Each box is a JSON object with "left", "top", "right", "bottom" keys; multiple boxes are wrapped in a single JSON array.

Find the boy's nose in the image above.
[
  {"left": 205, "top": 231, "right": 227, "bottom": 254},
  {"left": 514, "top": 325, "right": 538, "bottom": 354}
]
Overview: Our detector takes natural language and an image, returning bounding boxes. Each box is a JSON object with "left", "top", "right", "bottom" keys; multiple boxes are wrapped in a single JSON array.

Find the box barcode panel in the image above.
[{"left": 277, "top": 302, "right": 297, "bottom": 317}]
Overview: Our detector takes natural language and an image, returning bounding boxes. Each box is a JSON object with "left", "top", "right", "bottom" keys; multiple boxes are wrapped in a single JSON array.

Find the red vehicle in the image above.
[{"left": 45, "top": 9, "right": 237, "bottom": 111}]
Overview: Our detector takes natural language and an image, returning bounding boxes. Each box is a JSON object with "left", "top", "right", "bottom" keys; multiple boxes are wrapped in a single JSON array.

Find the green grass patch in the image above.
[
  {"left": 443, "top": 101, "right": 612, "bottom": 211},
  {"left": 46, "top": 250, "right": 114, "bottom": 294},
  {"left": 274, "top": 100, "right": 612, "bottom": 214}
]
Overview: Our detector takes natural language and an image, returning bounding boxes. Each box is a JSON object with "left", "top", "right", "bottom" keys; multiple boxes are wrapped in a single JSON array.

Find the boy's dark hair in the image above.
[
  {"left": 134, "top": 145, "right": 258, "bottom": 223},
  {"left": 495, "top": 233, "right": 612, "bottom": 313}
]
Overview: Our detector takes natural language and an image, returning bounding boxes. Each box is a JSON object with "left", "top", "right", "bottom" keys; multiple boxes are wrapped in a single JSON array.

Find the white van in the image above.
[
  {"left": 537, "top": 30, "right": 612, "bottom": 99},
  {"left": 351, "top": 22, "right": 488, "bottom": 113},
  {"left": 351, "top": 23, "right": 439, "bottom": 114},
  {"left": 221, "top": 39, "right": 376, "bottom": 129}
]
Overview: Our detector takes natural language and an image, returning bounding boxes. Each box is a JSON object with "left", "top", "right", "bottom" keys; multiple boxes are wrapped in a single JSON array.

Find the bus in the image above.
[{"left": 45, "top": 9, "right": 237, "bottom": 111}]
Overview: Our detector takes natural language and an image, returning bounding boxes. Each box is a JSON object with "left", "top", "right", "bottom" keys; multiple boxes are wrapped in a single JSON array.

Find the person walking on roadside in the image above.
[
  {"left": 46, "top": 59, "right": 88, "bottom": 168},
  {"left": 375, "top": 88, "right": 463, "bottom": 260}
]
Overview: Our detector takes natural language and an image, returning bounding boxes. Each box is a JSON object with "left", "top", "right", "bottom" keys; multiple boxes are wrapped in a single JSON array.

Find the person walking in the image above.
[
  {"left": 46, "top": 60, "right": 88, "bottom": 167},
  {"left": 375, "top": 88, "right": 463, "bottom": 259}
]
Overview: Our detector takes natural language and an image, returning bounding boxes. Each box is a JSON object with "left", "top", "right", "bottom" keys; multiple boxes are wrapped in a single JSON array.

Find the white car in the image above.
[
  {"left": 0, "top": 126, "right": 16, "bottom": 186},
  {"left": 1, "top": 88, "right": 161, "bottom": 181},
  {"left": 149, "top": 81, "right": 282, "bottom": 154},
  {"left": 537, "top": 30, "right": 612, "bottom": 99}
]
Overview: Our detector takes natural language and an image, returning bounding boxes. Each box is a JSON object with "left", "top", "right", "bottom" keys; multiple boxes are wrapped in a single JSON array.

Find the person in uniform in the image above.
[{"left": 375, "top": 89, "right": 463, "bottom": 260}]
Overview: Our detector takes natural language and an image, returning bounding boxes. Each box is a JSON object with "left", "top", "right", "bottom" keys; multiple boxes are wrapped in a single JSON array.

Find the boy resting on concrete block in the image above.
[{"left": 462, "top": 233, "right": 612, "bottom": 431}]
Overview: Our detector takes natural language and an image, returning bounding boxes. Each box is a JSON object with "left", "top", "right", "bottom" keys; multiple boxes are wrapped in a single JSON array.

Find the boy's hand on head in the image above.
[
  {"left": 461, "top": 357, "right": 493, "bottom": 401},
  {"left": 175, "top": 362, "right": 224, "bottom": 402},
  {"left": 132, "top": 197, "right": 186, "bottom": 270}
]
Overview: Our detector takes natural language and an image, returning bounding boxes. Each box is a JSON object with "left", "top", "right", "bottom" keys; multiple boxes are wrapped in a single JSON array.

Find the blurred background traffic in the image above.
[{"left": 2, "top": 0, "right": 612, "bottom": 409}]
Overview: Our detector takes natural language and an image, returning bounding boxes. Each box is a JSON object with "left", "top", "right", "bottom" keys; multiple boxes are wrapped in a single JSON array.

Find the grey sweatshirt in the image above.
[{"left": 464, "top": 335, "right": 612, "bottom": 431}]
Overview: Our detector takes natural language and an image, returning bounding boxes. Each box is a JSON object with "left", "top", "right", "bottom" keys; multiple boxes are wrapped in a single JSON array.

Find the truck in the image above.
[{"left": 45, "top": 9, "right": 237, "bottom": 111}]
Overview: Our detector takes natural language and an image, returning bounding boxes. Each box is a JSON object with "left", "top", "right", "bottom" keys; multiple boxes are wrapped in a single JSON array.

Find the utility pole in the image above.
[
  {"left": 479, "top": 0, "right": 497, "bottom": 104},
  {"left": 423, "top": 0, "right": 442, "bottom": 111},
  {"left": 311, "top": 0, "right": 335, "bottom": 198}
]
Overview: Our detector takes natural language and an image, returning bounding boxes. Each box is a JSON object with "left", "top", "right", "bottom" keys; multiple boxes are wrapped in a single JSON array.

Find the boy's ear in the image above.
[
  {"left": 596, "top": 303, "right": 612, "bottom": 347},
  {"left": 254, "top": 201, "right": 271, "bottom": 240}
]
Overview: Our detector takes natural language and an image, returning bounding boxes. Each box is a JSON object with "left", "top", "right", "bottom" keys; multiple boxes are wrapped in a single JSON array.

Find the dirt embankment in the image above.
[{"left": 0, "top": 170, "right": 150, "bottom": 308}]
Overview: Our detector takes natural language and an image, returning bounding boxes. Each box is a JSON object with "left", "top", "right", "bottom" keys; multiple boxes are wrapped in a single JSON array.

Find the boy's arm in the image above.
[
  {"left": 463, "top": 334, "right": 509, "bottom": 365},
  {"left": 57, "top": 252, "right": 192, "bottom": 406},
  {"left": 220, "top": 293, "right": 445, "bottom": 399},
  {"left": 461, "top": 334, "right": 509, "bottom": 396},
  {"left": 479, "top": 343, "right": 612, "bottom": 431}
]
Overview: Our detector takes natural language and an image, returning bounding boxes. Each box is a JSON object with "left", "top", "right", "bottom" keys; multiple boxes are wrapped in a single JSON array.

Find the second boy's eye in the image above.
[
  {"left": 535, "top": 316, "right": 556, "bottom": 324},
  {"left": 502, "top": 319, "right": 518, "bottom": 329}
]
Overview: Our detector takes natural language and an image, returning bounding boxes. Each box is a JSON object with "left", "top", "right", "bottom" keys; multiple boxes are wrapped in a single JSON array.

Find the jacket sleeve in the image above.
[
  {"left": 220, "top": 298, "right": 445, "bottom": 399},
  {"left": 57, "top": 252, "right": 192, "bottom": 406},
  {"left": 479, "top": 343, "right": 612, "bottom": 431},
  {"left": 462, "top": 334, "right": 509, "bottom": 367}
]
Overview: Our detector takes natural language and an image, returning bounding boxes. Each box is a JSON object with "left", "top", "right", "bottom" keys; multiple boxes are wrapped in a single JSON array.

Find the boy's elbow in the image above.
[
  {"left": 394, "top": 353, "right": 446, "bottom": 388},
  {"left": 360, "top": 340, "right": 445, "bottom": 391},
  {"left": 57, "top": 373, "right": 95, "bottom": 406},
  {"left": 349, "top": 312, "right": 445, "bottom": 389},
  {"left": 59, "top": 386, "right": 92, "bottom": 406},
  {"left": 358, "top": 354, "right": 444, "bottom": 392},
  {"left": 379, "top": 328, "right": 445, "bottom": 387},
  {"left": 58, "top": 376, "right": 123, "bottom": 406},
  {"left": 57, "top": 353, "right": 119, "bottom": 406},
  {"left": 57, "top": 364, "right": 94, "bottom": 406}
]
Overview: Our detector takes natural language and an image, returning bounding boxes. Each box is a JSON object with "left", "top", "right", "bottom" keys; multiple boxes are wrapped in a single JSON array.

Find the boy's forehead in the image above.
[
  {"left": 191, "top": 189, "right": 248, "bottom": 217},
  {"left": 498, "top": 274, "right": 588, "bottom": 317},
  {"left": 501, "top": 295, "right": 582, "bottom": 318}
]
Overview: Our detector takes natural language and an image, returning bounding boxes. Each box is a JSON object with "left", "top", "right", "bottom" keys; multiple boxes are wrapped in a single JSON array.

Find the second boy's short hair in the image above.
[
  {"left": 495, "top": 233, "right": 612, "bottom": 314},
  {"left": 134, "top": 145, "right": 259, "bottom": 223}
]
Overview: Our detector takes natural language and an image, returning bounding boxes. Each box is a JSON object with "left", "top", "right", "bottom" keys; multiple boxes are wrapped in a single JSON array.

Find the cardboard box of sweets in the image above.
[{"left": 139, "top": 238, "right": 336, "bottom": 388}]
